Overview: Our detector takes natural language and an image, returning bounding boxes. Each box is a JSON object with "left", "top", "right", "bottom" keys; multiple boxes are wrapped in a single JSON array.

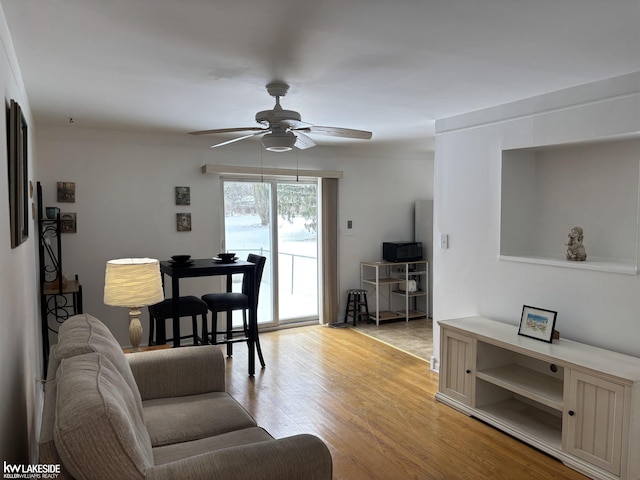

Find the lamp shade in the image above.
[{"left": 104, "top": 258, "right": 164, "bottom": 308}]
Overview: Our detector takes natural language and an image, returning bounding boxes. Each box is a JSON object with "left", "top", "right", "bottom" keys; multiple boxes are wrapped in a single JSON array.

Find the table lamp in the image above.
[{"left": 104, "top": 258, "right": 164, "bottom": 351}]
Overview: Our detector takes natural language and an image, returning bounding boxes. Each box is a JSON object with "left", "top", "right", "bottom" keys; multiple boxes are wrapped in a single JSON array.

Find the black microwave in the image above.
[{"left": 383, "top": 242, "right": 423, "bottom": 262}]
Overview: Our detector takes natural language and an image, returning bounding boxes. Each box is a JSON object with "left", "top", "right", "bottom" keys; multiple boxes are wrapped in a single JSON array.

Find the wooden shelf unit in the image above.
[
  {"left": 360, "top": 260, "right": 428, "bottom": 326},
  {"left": 437, "top": 316, "right": 640, "bottom": 480}
]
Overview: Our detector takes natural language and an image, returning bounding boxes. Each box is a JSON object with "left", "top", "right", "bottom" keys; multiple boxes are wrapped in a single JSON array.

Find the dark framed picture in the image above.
[
  {"left": 518, "top": 305, "right": 557, "bottom": 343},
  {"left": 7, "top": 99, "right": 28, "bottom": 248},
  {"left": 57, "top": 181, "right": 76, "bottom": 202},
  {"left": 175, "top": 186, "right": 190, "bottom": 205},
  {"left": 176, "top": 213, "right": 191, "bottom": 232},
  {"left": 60, "top": 213, "right": 77, "bottom": 233}
]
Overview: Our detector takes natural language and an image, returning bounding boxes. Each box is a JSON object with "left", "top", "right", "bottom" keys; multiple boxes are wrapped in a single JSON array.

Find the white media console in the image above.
[{"left": 436, "top": 316, "right": 640, "bottom": 480}]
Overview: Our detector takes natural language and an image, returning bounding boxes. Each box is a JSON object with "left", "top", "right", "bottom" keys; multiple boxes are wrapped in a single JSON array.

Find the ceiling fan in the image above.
[{"left": 189, "top": 82, "right": 372, "bottom": 152}]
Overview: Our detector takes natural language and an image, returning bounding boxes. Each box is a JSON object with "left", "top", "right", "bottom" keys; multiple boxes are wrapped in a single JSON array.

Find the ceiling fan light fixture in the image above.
[{"left": 262, "top": 131, "right": 296, "bottom": 152}]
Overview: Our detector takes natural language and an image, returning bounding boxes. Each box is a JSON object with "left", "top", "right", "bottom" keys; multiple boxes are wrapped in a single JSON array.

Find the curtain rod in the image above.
[{"left": 201, "top": 164, "right": 343, "bottom": 179}]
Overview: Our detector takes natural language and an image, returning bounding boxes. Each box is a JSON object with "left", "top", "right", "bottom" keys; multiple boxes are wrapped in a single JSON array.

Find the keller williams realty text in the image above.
[{"left": 3, "top": 462, "right": 60, "bottom": 479}]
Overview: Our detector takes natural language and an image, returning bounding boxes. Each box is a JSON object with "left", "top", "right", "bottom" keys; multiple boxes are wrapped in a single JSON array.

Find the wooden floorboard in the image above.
[{"left": 225, "top": 325, "right": 588, "bottom": 480}]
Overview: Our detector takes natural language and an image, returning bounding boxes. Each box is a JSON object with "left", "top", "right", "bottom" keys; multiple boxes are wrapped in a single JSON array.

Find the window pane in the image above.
[
  {"left": 277, "top": 183, "right": 318, "bottom": 320},
  {"left": 223, "top": 180, "right": 319, "bottom": 326},
  {"left": 223, "top": 181, "right": 273, "bottom": 325}
]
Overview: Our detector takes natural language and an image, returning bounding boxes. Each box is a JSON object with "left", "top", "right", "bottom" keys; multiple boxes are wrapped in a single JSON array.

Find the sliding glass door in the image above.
[{"left": 222, "top": 179, "right": 318, "bottom": 328}]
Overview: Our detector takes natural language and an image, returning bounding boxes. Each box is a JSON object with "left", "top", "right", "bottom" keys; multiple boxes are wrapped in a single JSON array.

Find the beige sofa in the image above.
[{"left": 39, "top": 314, "right": 332, "bottom": 480}]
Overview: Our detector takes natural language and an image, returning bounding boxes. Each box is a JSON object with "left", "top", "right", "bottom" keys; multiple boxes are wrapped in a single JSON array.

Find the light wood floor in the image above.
[
  {"left": 225, "top": 325, "right": 588, "bottom": 480},
  {"left": 353, "top": 317, "right": 433, "bottom": 361}
]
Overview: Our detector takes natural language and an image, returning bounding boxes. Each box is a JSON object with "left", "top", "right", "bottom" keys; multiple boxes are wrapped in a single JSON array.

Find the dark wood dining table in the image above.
[{"left": 158, "top": 258, "right": 259, "bottom": 376}]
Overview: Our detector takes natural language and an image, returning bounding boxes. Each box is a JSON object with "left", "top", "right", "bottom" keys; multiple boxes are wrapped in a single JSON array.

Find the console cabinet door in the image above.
[
  {"left": 439, "top": 329, "right": 475, "bottom": 405},
  {"left": 564, "top": 370, "right": 625, "bottom": 476}
]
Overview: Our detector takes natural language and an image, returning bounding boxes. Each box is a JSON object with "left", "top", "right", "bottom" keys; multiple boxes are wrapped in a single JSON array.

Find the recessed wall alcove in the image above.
[{"left": 500, "top": 137, "right": 640, "bottom": 274}]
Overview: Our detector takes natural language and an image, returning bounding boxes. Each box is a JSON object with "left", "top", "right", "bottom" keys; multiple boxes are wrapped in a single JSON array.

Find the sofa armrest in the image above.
[
  {"left": 127, "top": 345, "right": 225, "bottom": 400},
  {"left": 147, "top": 434, "right": 332, "bottom": 480}
]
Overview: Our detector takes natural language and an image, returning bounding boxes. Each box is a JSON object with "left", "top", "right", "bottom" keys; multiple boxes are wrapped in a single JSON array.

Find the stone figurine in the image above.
[{"left": 566, "top": 226, "right": 587, "bottom": 261}]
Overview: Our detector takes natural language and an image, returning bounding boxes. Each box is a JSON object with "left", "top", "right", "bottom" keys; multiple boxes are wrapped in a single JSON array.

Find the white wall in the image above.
[
  {"left": 432, "top": 72, "right": 640, "bottom": 368},
  {"left": 36, "top": 125, "right": 434, "bottom": 346},
  {"left": 0, "top": 6, "right": 40, "bottom": 463}
]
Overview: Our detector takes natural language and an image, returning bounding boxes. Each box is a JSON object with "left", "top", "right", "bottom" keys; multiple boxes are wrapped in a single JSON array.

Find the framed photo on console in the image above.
[{"left": 518, "top": 305, "right": 557, "bottom": 343}]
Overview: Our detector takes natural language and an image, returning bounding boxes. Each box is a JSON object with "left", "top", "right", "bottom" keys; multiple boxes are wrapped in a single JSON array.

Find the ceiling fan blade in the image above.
[
  {"left": 293, "top": 131, "right": 316, "bottom": 150},
  {"left": 189, "top": 127, "right": 265, "bottom": 136},
  {"left": 210, "top": 131, "right": 265, "bottom": 148},
  {"left": 279, "top": 119, "right": 313, "bottom": 129},
  {"left": 300, "top": 125, "right": 372, "bottom": 140}
]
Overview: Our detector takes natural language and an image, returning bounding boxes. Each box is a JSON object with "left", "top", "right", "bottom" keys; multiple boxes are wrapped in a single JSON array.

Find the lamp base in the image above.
[{"left": 128, "top": 308, "right": 143, "bottom": 352}]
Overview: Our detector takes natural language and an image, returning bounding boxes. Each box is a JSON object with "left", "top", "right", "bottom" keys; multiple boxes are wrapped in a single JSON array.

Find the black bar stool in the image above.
[
  {"left": 344, "top": 289, "right": 370, "bottom": 326},
  {"left": 201, "top": 254, "right": 267, "bottom": 369},
  {"left": 148, "top": 296, "right": 207, "bottom": 346}
]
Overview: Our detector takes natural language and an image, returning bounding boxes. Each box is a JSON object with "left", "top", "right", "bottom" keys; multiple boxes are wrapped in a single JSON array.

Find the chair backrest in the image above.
[{"left": 242, "top": 254, "right": 267, "bottom": 302}]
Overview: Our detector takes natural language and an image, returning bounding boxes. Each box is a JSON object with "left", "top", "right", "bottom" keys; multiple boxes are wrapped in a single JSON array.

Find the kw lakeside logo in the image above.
[{"left": 3, "top": 462, "right": 60, "bottom": 479}]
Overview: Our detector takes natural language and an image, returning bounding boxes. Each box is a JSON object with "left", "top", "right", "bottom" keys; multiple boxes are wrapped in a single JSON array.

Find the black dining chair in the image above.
[
  {"left": 201, "top": 254, "right": 266, "bottom": 368},
  {"left": 147, "top": 296, "right": 208, "bottom": 346}
]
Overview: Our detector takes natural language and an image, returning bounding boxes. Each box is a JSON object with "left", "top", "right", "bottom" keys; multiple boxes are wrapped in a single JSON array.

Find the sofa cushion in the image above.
[
  {"left": 39, "top": 377, "right": 58, "bottom": 465},
  {"left": 55, "top": 313, "right": 121, "bottom": 359},
  {"left": 147, "top": 434, "right": 333, "bottom": 480},
  {"left": 45, "top": 345, "right": 60, "bottom": 381},
  {"left": 143, "top": 392, "right": 257, "bottom": 447},
  {"left": 38, "top": 376, "right": 73, "bottom": 480},
  {"left": 54, "top": 352, "right": 153, "bottom": 480},
  {"left": 54, "top": 313, "right": 140, "bottom": 398},
  {"left": 39, "top": 346, "right": 76, "bottom": 478},
  {"left": 153, "top": 427, "right": 273, "bottom": 466},
  {"left": 127, "top": 345, "right": 226, "bottom": 400},
  {"left": 38, "top": 347, "right": 65, "bottom": 472}
]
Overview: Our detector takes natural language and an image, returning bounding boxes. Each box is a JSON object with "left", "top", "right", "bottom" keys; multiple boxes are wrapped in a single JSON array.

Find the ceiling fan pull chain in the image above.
[{"left": 260, "top": 146, "right": 264, "bottom": 183}]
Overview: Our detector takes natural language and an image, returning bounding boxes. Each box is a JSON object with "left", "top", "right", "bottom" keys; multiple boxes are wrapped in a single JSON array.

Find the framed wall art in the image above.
[
  {"left": 518, "top": 305, "right": 557, "bottom": 343},
  {"left": 7, "top": 99, "right": 29, "bottom": 248},
  {"left": 175, "top": 186, "right": 190, "bottom": 205},
  {"left": 60, "top": 213, "right": 77, "bottom": 233},
  {"left": 176, "top": 213, "right": 191, "bottom": 232},
  {"left": 57, "top": 181, "right": 76, "bottom": 202}
]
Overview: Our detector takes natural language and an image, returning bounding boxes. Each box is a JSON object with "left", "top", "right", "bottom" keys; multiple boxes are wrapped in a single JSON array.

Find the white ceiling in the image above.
[{"left": 2, "top": 0, "right": 639, "bottom": 152}]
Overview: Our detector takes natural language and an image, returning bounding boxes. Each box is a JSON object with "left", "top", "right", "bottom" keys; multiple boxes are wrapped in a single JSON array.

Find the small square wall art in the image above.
[
  {"left": 175, "top": 186, "right": 190, "bottom": 205},
  {"left": 60, "top": 213, "right": 77, "bottom": 233},
  {"left": 57, "top": 181, "right": 76, "bottom": 202},
  {"left": 177, "top": 213, "right": 191, "bottom": 232}
]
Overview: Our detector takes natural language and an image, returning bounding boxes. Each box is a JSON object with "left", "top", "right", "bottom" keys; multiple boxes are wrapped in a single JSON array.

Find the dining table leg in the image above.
[
  {"left": 171, "top": 276, "right": 180, "bottom": 347},
  {"left": 247, "top": 268, "right": 257, "bottom": 376}
]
